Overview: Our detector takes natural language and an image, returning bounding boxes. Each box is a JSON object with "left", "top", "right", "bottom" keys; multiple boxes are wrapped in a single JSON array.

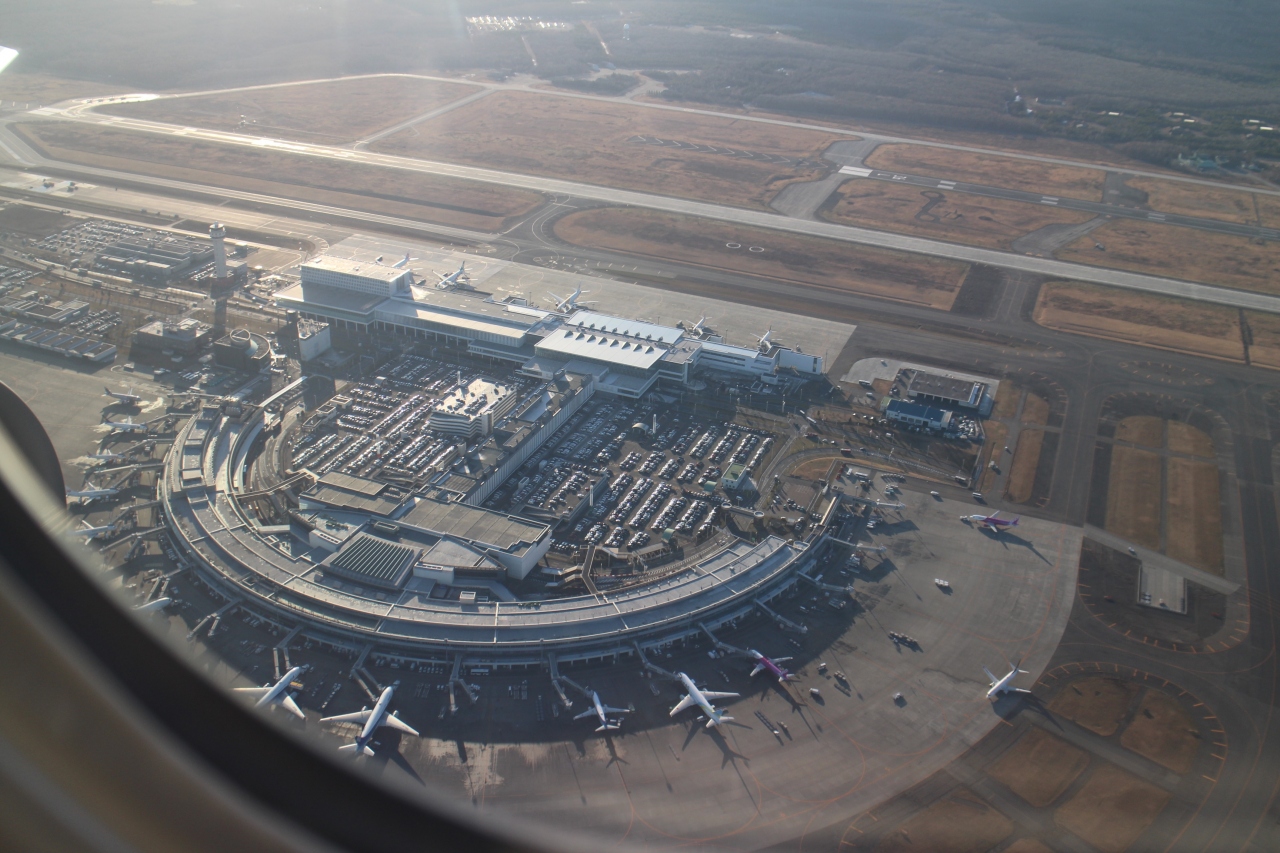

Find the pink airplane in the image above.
[
  {"left": 961, "top": 511, "right": 1020, "bottom": 532},
  {"left": 749, "top": 649, "right": 797, "bottom": 683}
]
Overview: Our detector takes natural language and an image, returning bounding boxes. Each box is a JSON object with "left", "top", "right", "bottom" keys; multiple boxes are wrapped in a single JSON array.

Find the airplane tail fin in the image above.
[
  {"left": 706, "top": 715, "right": 733, "bottom": 729},
  {"left": 338, "top": 743, "right": 375, "bottom": 757},
  {"left": 1011, "top": 517, "right": 1020, "bottom": 526},
  {"left": 595, "top": 723, "right": 621, "bottom": 732}
]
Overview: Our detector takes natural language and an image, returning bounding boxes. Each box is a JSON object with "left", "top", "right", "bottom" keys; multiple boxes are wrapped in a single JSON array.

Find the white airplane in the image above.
[
  {"left": 670, "top": 672, "right": 738, "bottom": 729},
  {"left": 235, "top": 665, "right": 307, "bottom": 720},
  {"left": 104, "top": 416, "right": 147, "bottom": 435},
  {"left": 103, "top": 385, "right": 142, "bottom": 405},
  {"left": 757, "top": 326, "right": 774, "bottom": 350},
  {"left": 685, "top": 313, "right": 711, "bottom": 335},
  {"left": 68, "top": 520, "right": 117, "bottom": 540},
  {"left": 546, "top": 284, "right": 594, "bottom": 313},
  {"left": 962, "top": 511, "right": 1020, "bottom": 533},
  {"left": 435, "top": 262, "right": 469, "bottom": 288},
  {"left": 984, "top": 659, "right": 1031, "bottom": 701},
  {"left": 321, "top": 684, "right": 418, "bottom": 756},
  {"left": 66, "top": 481, "right": 120, "bottom": 503},
  {"left": 133, "top": 597, "right": 172, "bottom": 614},
  {"left": 392, "top": 252, "right": 418, "bottom": 269},
  {"left": 573, "top": 690, "right": 629, "bottom": 732}
]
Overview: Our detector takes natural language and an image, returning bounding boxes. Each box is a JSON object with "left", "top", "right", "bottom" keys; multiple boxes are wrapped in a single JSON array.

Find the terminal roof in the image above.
[
  {"left": 565, "top": 311, "right": 684, "bottom": 344},
  {"left": 303, "top": 255, "right": 410, "bottom": 283}
]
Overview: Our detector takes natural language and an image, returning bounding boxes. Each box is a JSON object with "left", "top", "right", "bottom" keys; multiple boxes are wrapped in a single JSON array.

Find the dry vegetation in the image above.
[
  {"left": 1054, "top": 764, "right": 1171, "bottom": 853},
  {"left": 1058, "top": 221, "right": 1280, "bottom": 295},
  {"left": 1048, "top": 677, "right": 1139, "bottom": 737},
  {"left": 820, "top": 181, "right": 1092, "bottom": 251},
  {"left": 1002, "top": 841, "right": 1054, "bottom": 853},
  {"left": 1245, "top": 311, "right": 1280, "bottom": 371},
  {"left": 553, "top": 208, "right": 969, "bottom": 310},
  {"left": 1105, "top": 447, "right": 1163, "bottom": 550},
  {"left": 1167, "top": 422, "right": 1214, "bottom": 458},
  {"left": 991, "top": 383, "right": 1021, "bottom": 421},
  {"left": 1120, "top": 690, "right": 1200, "bottom": 774},
  {"left": 989, "top": 729, "right": 1089, "bottom": 808},
  {"left": 1005, "top": 429, "right": 1044, "bottom": 504},
  {"left": 873, "top": 788, "right": 1012, "bottom": 853},
  {"left": 101, "top": 76, "right": 481, "bottom": 145},
  {"left": 371, "top": 91, "right": 843, "bottom": 210},
  {"left": 0, "top": 73, "right": 121, "bottom": 105},
  {"left": 1166, "top": 458, "right": 1224, "bottom": 574},
  {"left": 864, "top": 144, "right": 1107, "bottom": 200},
  {"left": 1032, "top": 282, "right": 1246, "bottom": 363},
  {"left": 1021, "top": 393, "right": 1050, "bottom": 426},
  {"left": 977, "top": 421, "right": 1008, "bottom": 494},
  {"left": 1125, "top": 177, "right": 1261, "bottom": 225},
  {"left": 1116, "top": 415, "right": 1164, "bottom": 448},
  {"left": 15, "top": 122, "right": 543, "bottom": 232}
]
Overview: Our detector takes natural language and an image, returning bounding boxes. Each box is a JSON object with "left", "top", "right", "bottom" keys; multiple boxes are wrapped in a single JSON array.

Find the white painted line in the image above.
[
  {"left": 938, "top": 181, "right": 956, "bottom": 189},
  {"left": 839, "top": 166, "right": 872, "bottom": 176},
  {"left": 1040, "top": 198, "right": 1059, "bottom": 205}
]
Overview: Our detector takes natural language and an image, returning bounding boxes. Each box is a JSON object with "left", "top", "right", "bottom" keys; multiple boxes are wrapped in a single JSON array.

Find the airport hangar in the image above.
[{"left": 161, "top": 257, "right": 832, "bottom": 668}]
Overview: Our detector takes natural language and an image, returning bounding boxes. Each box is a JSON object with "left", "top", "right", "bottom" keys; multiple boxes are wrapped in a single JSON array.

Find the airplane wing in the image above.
[
  {"left": 381, "top": 713, "right": 419, "bottom": 737},
  {"left": 772, "top": 657, "right": 793, "bottom": 664},
  {"left": 601, "top": 705, "right": 629, "bottom": 715},
  {"left": 321, "top": 709, "right": 373, "bottom": 725},
  {"left": 233, "top": 686, "right": 271, "bottom": 700},
  {"left": 700, "top": 691, "right": 738, "bottom": 701},
  {"left": 982, "top": 666, "right": 998, "bottom": 685},
  {"left": 573, "top": 708, "right": 597, "bottom": 721},
  {"left": 670, "top": 694, "right": 698, "bottom": 716},
  {"left": 279, "top": 694, "right": 305, "bottom": 720},
  {"left": 750, "top": 663, "right": 765, "bottom": 677}
]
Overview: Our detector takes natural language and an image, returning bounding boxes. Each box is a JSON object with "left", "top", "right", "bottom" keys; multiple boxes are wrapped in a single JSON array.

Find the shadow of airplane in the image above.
[{"left": 981, "top": 528, "right": 1052, "bottom": 564}]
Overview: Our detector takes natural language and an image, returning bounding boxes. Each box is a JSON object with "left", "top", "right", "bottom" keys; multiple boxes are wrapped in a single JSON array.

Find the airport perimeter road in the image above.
[
  {"left": 838, "top": 166, "right": 1280, "bottom": 242},
  {"left": 14, "top": 107, "right": 1280, "bottom": 315}
]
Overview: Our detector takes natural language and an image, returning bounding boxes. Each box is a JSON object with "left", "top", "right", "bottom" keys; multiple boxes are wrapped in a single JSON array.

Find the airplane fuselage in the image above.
[
  {"left": 678, "top": 672, "right": 724, "bottom": 723},
  {"left": 749, "top": 650, "right": 794, "bottom": 682},
  {"left": 257, "top": 666, "right": 304, "bottom": 709},
  {"left": 358, "top": 686, "right": 396, "bottom": 749}
]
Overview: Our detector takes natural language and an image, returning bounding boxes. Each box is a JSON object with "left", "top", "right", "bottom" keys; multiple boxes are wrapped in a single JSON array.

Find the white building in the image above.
[
  {"left": 296, "top": 319, "right": 331, "bottom": 361},
  {"left": 429, "top": 377, "right": 519, "bottom": 438},
  {"left": 300, "top": 256, "right": 413, "bottom": 298}
]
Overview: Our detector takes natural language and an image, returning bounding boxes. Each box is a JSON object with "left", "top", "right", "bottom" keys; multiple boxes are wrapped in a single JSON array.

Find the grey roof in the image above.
[{"left": 399, "top": 498, "right": 549, "bottom": 555}]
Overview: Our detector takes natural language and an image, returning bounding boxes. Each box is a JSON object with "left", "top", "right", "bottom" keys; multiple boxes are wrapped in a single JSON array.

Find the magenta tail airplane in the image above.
[
  {"left": 961, "top": 511, "right": 1020, "bottom": 532},
  {"left": 748, "top": 649, "right": 797, "bottom": 683}
]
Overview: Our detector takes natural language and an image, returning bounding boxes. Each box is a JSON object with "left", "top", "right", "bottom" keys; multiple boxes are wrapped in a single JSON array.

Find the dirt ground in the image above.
[
  {"left": 1058, "top": 220, "right": 1280, "bottom": 295},
  {"left": 1116, "top": 415, "right": 1164, "bottom": 448},
  {"left": 371, "top": 91, "right": 842, "bottom": 210},
  {"left": 1001, "top": 840, "right": 1053, "bottom": 853},
  {"left": 553, "top": 208, "right": 969, "bottom": 310},
  {"left": 790, "top": 456, "right": 840, "bottom": 481},
  {"left": 15, "top": 122, "right": 543, "bottom": 232},
  {"left": 1245, "top": 311, "right": 1280, "bottom": 371},
  {"left": 1260, "top": 195, "right": 1280, "bottom": 229},
  {"left": 819, "top": 180, "right": 1092, "bottom": 251},
  {"left": 0, "top": 204, "right": 78, "bottom": 238},
  {"left": 101, "top": 76, "right": 480, "bottom": 145},
  {"left": 1048, "top": 677, "right": 1140, "bottom": 737},
  {"left": 864, "top": 144, "right": 1107, "bottom": 200},
  {"left": 1120, "top": 689, "right": 1200, "bottom": 774},
  {"left": 977, "top": 421, "right": 1008, "bottom": 494},
  {"left": 1005, "top": 429, "right": 1044, "bottom": 504},
  {"left": 1054, "top": 764, "right": 1171, "bottom": 853},
  {"left": 1165, "top": 457, "right": 1224, "bottom": 574},
  {"left": 873, "top": 788, "right": 1012, "bottom": 853},
  {"left": 1021, "top": 393, "right": 1050, "bottom": 426},
  {"left": 1105, "top": 447, "right": 1163, "bottom": 549},
  {"left": 1125, "top": 176, "right": 1261, "bottom": 225},
  {"left": 991, "top": 383, "right": 1020, "bottom": 420},
  {"left": 1032, "top": 282, "right": 1246, "bottom": 363},
  {"left": 1167, "top": 422, "right": 1215, "bottom": 458},
  {"left": 989, "top": 728, "right": 1090, "bottom": 808}
]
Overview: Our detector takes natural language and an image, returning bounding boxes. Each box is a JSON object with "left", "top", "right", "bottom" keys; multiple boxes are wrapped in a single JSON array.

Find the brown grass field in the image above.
[
  {"left": 1005, "top": 429, "right": 1044, "bottom": 504},
  {"left": 1002, "top": 841, "right": 1054, "bottom": 853},
  {"left": 553, "top": 208, "right": 969, "bottom": 309},
  {"left": 1167, "top": 422, "right": 1215, "bottom": 458},
  {"left": 864, "top": 144, "right": 1107, "bottom": 200},
  {"left": 1260, "top": 195, "right": 1280, "bottom": 229},
  {"left": 101, "top": 76, "right": 480, "bottom": 145},
  {"left": 1245, "top": 311, "right": 1280, "bottom": 370},
  {"left": 1116, "top": 415, "right": 1164, "bottom": 448},
  {"left": 1125, "top": 177, "right": 1261, "bottom": 225},
  {"left": 1166, "top": 458, "right": 1224, "bottom": 574},
  {"left": 789, "top": 456, "right": 840, "bottom": 481},
  {"left": 1105, "top": 447, "right": 1163, "bottom": 550},
  {"left": 1048, "top": 677, "right": 1139, "bottom": 737},
  {"left": 15, "top": 122, "right": 543, "bottom": 232},
  {"left": 989, "top": 729, "right": 1089, "bottom": 808},
  {"left": 1058, "top": 220, "right": 1280, "bottom": 295},
  {"left": 0, "top": 73, "right": 122, "bottom": 105},
  {"left": 977, "top": 422, "right": 1009, "bottom": 494},
  {"left": 874, "top": 788, "right": 1012, "bottom": 853},
  {"left": 371, "top": 91, "right": 843, "bottom": 210},
  {"left": 819, "top": 180, "right": 1092, "bottom": 251},
  {"left": 1120, "top": 690, "right": 1200, "bottom": 774},
  {"left": 1054, "top": 764, "right": 1171, "bottom": 853},
  {"left": 990, "top": 383, "right": 1020, "bottom": 420},
  {"left": 1032, "top": 282, "right": 1246, "bottom": 363},
  {"left": 1021, "top": 393, "right": 1050, "bottom": 426}
]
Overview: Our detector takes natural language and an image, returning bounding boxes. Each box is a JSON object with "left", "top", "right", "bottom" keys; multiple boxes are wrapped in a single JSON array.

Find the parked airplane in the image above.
[
  {"left": 104, "top": 416, "right": 148, "bottom": 435},
  {"left": 670, "top": 672, "right": 738, "bottom": 729},
  {"left": 962, "top": 511, "right": 1020, "bottom": 532},
  {"left": 684, "top": 313, "right": 711, "bottom": 335},
  {"left": 103, "top": 385, "right": 142, "bottom": 405},
  {"left": 573, "top": 690, "right": 630, "bottom": 732},
  {"left": 68, "top": 520, "right": 117, "bottom": 540},
  {"left": 65, "top": 481, "right": 120, "bottom": 503},
  {"left": 435, "top": 262, "right": 469, "bottom": 288},
  {"left": 984, "top": 659, "right": 1030, "bottom": 700},
  {"left": 546, "top": 284, "right": 594, "bottom": 313},
  {"left": 748, "top": 650, "right": 796, "bottom": 683},
  {"left": 235, "top": 665, "right": 307, "bottom": 720},
  {"left": 133, "top": 597, "right": 172, "bottom": 614},
  {"left": 757, "top": 326, "right": 774, "bottom": 350},
  {"left": 321, "top": 684, "right": 418, "bottom": 756},
  {"left": 392, "top": 251, "right": 418, "bottom": 269}
]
